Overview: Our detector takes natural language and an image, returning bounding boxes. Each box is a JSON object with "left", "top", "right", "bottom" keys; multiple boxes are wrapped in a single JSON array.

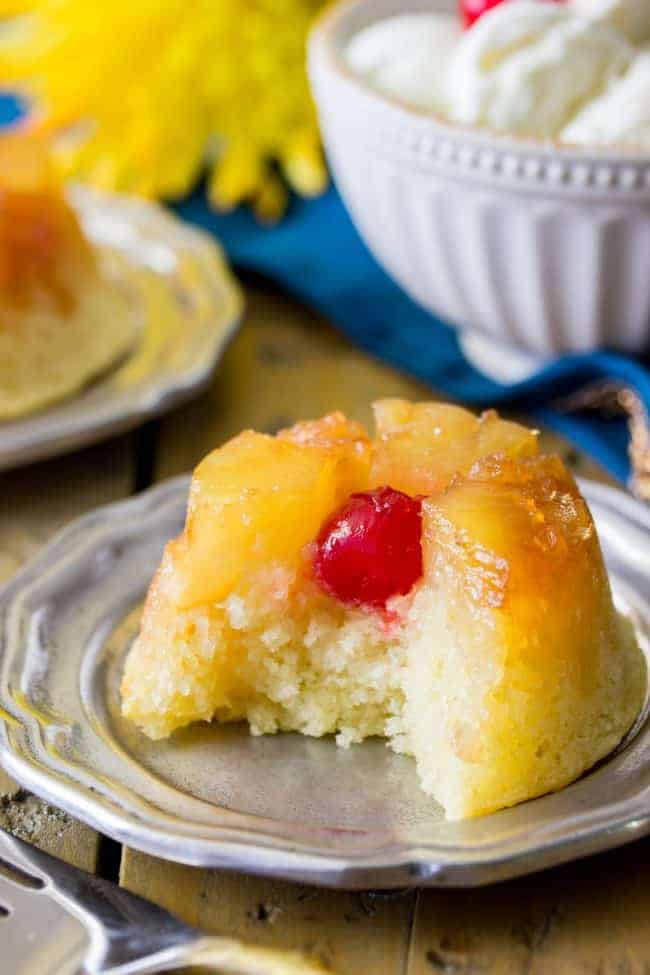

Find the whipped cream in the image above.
[
  {"left": 344, "top": 13, "right": 461, "bottom": 111},
  {"left": 562, "top": 48, "right": 650, "bottom": 146},
  {"left": 572, "top": 0, "right": 650, "bottom": 43},
  {"left": 344, "top": 0, "right": 650, "bottom": 151},
  {"left": 446, "top": 2, "right": 631, "bottom": 137}
]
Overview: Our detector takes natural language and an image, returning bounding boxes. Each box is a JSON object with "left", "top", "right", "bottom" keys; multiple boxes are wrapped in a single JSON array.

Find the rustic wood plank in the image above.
[
  {"left": 0, "top": 435, "right": 135, "bottom": 868},
  {"left": 154, "top": 282, "right": 434, "bottom": 479},
  {"left": 0, "top": 437, "right": 134, "bottom": 584},
  {"left": 122, "top": 850, "right": 416, "bottom": 974},
  {"left": 406, "top": 838, "right": 650, "bottom": 974}
]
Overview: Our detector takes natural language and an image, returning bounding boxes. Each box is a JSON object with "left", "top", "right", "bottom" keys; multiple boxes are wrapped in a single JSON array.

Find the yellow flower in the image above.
[{"left": 0, "top": 0, "right": 329, "bottom": 220}]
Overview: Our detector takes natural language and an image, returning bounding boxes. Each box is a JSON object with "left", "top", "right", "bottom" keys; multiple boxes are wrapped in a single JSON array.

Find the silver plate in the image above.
[
  {"left": 0, "top": 477, "right": 648, "bottom": 889},
  {"left": 0, "top": 185, "right": 242, "bottom": 471}
]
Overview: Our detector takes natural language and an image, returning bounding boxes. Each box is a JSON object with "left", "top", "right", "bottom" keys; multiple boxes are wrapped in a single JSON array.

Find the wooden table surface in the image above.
[{"left": 1, "top": 279, "right": 649, "bottom": 974}]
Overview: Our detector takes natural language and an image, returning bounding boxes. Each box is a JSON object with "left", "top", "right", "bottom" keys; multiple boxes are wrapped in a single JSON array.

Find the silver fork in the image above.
[{"left": 0, "top": 828, "right": 329, "bottom": 974}]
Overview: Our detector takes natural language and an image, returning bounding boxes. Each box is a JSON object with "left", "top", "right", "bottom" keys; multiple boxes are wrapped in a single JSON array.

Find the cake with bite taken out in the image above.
[{"left": 121, "top": 401, "right": 645, "bottom": 819}]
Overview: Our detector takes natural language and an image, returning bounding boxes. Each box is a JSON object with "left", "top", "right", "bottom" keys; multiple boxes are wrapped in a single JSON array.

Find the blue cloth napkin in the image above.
[
  {"left": 0, "top": 92, "right": 22, "bottom": 126},
  {"left": 2, "top": 91, "right": 648, "bottom": 484},
  {"left": 176, "top": 187, "right": 650, "bottom": 485}
]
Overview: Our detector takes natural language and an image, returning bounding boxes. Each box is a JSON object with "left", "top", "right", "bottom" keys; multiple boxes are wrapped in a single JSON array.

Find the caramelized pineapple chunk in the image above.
[
  {"left": 279, "top": 410, "right": 369, "bottom": 454},
  {"left": 372, "top": 399, "right": 538, "bottom": 496},
  {"left": 427, "top": 453, "right": 601, "bottom": 629},
  {"left": 279, "top": 410, "right": 372, "bottom": 500},
  {"left": 0, "top": 130, "right": 93, "bottom": 308},
  {"left": 175, "top": 416, "right": 371, "bottom": 608}
]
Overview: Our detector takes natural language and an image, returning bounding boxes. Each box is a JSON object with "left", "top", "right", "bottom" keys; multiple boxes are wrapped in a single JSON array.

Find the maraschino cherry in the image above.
[
  {"left": 314, "top": 486, "right": 423, "bottom": 610},
  {"left": 460, "top": 0, "right": 563, "bottom": 28}
]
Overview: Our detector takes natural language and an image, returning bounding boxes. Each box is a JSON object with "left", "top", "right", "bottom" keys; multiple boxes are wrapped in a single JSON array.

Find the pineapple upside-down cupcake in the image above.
[{"left": 121, "top": 401, "right": 646, "bottom": 819}]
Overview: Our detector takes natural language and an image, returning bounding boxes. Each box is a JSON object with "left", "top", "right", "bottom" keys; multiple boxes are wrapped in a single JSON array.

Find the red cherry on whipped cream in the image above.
[
  {"left": 460, "top": 0, "right": 564, "bottom": 28},
  {"left": 313, "top": 486, "right": 423, "bottom": 610}
]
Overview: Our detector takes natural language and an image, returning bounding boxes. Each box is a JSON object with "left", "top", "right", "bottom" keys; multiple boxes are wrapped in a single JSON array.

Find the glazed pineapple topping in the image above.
[
  {"left": 0, "top": 129, "right": 93, "bottom": 308},
  {"left": 313, "top": 486, "right": 423, "bottom": 609},
  {"left": 121, "top": 401, "right": 646, "bottom": 819}
]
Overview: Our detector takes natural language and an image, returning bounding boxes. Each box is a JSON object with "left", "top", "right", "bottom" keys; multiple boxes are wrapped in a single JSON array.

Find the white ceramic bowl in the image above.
[{"left": 308, "top": 0, "right": 650, "bottom": 378}]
